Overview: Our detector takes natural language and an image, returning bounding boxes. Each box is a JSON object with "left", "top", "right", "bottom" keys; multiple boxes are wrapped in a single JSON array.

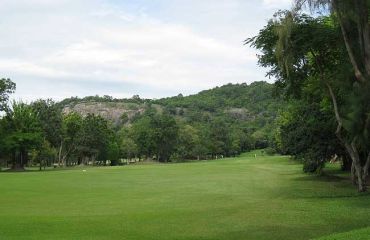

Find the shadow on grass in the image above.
[
  {"left": 294, "top": 174, "right": 346, "bottom": 183},
  {"left": 199, "top": 225, "right": 324, "bottom": 240},
  {"left": 0, "top": 166, "right": 93, "bottom": 173}
]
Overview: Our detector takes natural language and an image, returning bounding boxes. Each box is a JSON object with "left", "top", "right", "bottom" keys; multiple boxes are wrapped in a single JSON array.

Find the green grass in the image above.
[
  {"left": 1, "top": 151, "right": 370, "bottom": 240},
  {"left": 314, "top": 227, "right": 370, "bottom": 240}
]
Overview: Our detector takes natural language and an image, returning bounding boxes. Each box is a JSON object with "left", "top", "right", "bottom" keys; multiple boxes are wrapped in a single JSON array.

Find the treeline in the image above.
[
  {"left": 59, "top": 94, "right": 147, "bottom": 108},
  {"left": 155, "top": 82, "right": 281, "bottom": 113},
  {"left": 0, "top": 80, "right": 273, "bottom": 170},
  {"left": 248, "top": 1, "right": 370, "bottom": 192},
  {"left": 154, "top": 81, "right": 282, "bottom": 150}
]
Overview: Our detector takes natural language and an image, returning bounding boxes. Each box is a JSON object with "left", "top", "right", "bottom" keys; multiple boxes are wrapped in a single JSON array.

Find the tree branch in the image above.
[{"left": 333, "top": 0, "right": 367, "bottom": 83}]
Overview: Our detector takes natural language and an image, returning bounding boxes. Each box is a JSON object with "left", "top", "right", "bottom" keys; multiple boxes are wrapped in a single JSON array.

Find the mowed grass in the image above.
[{"left": 1, "top": 151, "right": 370, "bottom": 240}]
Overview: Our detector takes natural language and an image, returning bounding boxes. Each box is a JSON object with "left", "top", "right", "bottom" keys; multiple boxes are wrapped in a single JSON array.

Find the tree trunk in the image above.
[
  {"left": 354, "top": 0, "right": 370, "bottom": 76},
  {"left": 332, "top": 0, "right": 368, "bottom": 83},
  {"left": 345, "top": 141, "right": 367, "bottom": 192},
  {"left": 12, "top": 150, "right": 26, "bottom": 171},
  {"left": 341, "top": 155, "right": 352, "bottom": 171},
  {"left": 362, "top": 152, "right": 370, "bottom": 183},
  {"left": 326, "top": 83, "right": 368, "bottom": 191},
  {"left": 58, "top": 140, "right": 63, "bottom": 167},
  {"left": 351, "top": 161, "right": 357, "bottom": 185}
]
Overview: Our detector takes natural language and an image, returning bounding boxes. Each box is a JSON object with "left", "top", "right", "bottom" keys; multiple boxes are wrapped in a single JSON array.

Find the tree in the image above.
[
  {"left": 59, "top": 112, "right": 83, "bottom": 166},
  {"left": 151, "top": 113, "right": 179, "bottom": 162},
  {"left": 120, "top": 137, "right": 138, "bottom": 161},
  {"left": 31, "top": 99, "right": 63, "bottom": 168},
  {"left": 107, "top": 141, "right": 120, "bottom": 166},
  {"left": 76, "top": 114, "right": 112, "bottom": 165},
  {"left": 278, "top": 100, "right": 342, "bottom": 173},
  {"left": 0, "top": 102, "right": 43, "bottom": 170},
  {"left": 248, "top": 9, "right": 370, "bottom": 191},
  {"left": 31, "top": 99, "right": 63, "bottom": 148},
  {"left": 229, "top": 128, "right": 246, "bottom": 157},
  {"left": 31, "top": 140, "right": 57, "bottom": 170},
  {"left": 294, "top": 0, "right": 370, "bottom": 83},
  {"left": 0, "top": 78, "right": 16, "bottom": 112},
  {"left": 208, "top": 117, "right": 230, "bottom": 158},
  {"left": 130, "top": 111, "right": 179, "bottom": 162},
  {"left": 131, "top": 116, "right": 155, "bottom": 159},
  {"left": 292, "top": 0, "right": 370, "bottom": 191},
  {"left": 176, "top": 124, "right": 200, "bottom": 159}
]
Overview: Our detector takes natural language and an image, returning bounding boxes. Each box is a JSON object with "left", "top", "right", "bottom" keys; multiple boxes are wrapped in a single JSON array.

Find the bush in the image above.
[
  {"left": 264, "top": 147, "right": 277, "bottom": 155},
  {"left": 303, "top": 158, "right": 325, "bottom": 174}
]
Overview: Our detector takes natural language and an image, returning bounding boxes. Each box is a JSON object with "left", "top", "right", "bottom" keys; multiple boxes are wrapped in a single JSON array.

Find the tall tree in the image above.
[
  {"left": 151, "top": 113, "right": 179, "bottom": 162},
  {"left": 293, "top": 0, "right": 370, "bottom": 191},
  {"left": 107, "top": 141, "right": 120, "bottom": 166},
  {"left": 0, "top": 102, "right": 43, "bottom": 170},
  {"left": 59, "top": 112, "right": 83, "bottom": 166},
  {"left": 248, "top": 11, "right": 370, "bottom": 191},
  {"left": 76, "top": 114, "right": 112, "bottom": 165},
  {"left": 294, "top": 0, "right": 370, "bottom": 83},
  {"left": 176, "top": 124, "right": 200, "bottom": 159},
  {"left": 31, "top": 99, "right": 63, "bottom": 149},
  {"left": 117, "top": 127, "right": 138, "bottom": 161},
  {"left": 0, "top": 78, "right": 16, "bottom": 112},
  {"left": 131, "top": 116, "right": 155, "bottom": 159}
]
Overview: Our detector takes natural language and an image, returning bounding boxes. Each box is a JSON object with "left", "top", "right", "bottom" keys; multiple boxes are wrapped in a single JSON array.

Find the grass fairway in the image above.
[{"left": 1, "top": 152, "right": 370, "bottom": 240}]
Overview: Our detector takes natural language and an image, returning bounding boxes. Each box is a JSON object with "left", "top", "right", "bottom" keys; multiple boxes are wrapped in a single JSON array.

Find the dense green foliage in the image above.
[
  {"left": 155, "top": 81, "right": 283, "bottom": 154},
  {"left": 155, "top": 81, "right": 280, "bottom": 113},
  {"left": 58, "top": 94, "right": 148, "bottom": 108},
  {"left": 248, "top": 3, "right": 370, "bottom": 191},
  {"left": 1, "top": 2, "right": 369, "bottom": 239},
  {"left": 0, "top": 102, "right": 43, "bottom": 169},
  {"left": 0, "top": 153, "right": 369, "bottom": 239},
  {"left": 247, "top": 13, "right": 348, "bottom": 171},
  {"left": 0, "top": 78, "right": 16, "bottom": 111},
  {"left": 0, "top": 79, "right": 284, "bottom": 169}
]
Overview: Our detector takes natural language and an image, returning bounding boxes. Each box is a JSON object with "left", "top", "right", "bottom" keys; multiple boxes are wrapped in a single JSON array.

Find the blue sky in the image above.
[{"left": 0, "top": 0, "right": 291, "bottom": 101}]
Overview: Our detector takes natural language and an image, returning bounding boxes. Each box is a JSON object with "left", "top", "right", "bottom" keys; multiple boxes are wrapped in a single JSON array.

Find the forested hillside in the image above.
[
  {"left": 59, "top": 81, "right": 283, "bottom": 154},
  {"left": 59, "top": 81, "right": 281, "bottom": 124},
  {"left": 155, "top": 81, "right": 279, "bottom": 113},
  {"left": 2, "top": 1, "right": 370, "bottom": 239},
  {"left": 0, "top": 79, "right": 284, "bottom": 171}
]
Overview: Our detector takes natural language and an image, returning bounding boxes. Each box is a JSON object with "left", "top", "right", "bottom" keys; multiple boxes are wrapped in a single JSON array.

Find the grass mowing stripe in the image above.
[{"left": 0, "top": 151, "right": 369, "bottom": 239}]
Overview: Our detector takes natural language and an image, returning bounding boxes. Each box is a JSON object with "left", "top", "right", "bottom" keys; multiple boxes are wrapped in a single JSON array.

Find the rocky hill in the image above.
[{"left": 58, "top": 81, "right": 283, "bottom": 127}]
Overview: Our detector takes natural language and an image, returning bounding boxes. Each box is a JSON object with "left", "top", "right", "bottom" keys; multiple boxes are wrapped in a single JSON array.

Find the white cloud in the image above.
[
  {"left": 0, "top": 59, "right": 71, "bottom": 78},
  {"left": 0, "top": 0, "right": 283, "bottom": 100},
  {"left": 263, "top": 0, "right": 292, "bottom": 8}
]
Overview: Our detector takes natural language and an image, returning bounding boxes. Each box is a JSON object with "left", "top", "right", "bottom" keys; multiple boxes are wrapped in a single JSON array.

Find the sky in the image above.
[{"left": 0, "top": 0, "right": 292, "bottom": 101}]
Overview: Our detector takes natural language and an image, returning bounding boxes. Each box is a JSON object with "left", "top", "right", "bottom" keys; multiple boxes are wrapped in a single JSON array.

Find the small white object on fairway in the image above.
[{"left": 82, "top": 170, "right": 87, "bottom": 172}]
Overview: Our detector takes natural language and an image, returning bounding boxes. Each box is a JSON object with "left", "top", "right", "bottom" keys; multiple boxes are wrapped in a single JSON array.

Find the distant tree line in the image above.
[{"left": 0, "top": 79, "right": 278, "bottom": 171}]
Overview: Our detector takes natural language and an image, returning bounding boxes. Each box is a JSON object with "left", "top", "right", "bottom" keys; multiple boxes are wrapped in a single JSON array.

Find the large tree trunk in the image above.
[
  {"left": 326, "top": 83, "right": 369, "bottom": 191},
  {"left": 346, "top": 141, "right": 366, "bottom": 192},
  {"left": 11, "top": 149, "right": 27, "bottom": 171}
]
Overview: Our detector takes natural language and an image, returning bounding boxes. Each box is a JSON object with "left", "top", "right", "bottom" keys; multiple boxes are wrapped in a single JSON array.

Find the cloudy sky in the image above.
[{"left": 0, "top": 0, "right": 292, "bottom": 101}]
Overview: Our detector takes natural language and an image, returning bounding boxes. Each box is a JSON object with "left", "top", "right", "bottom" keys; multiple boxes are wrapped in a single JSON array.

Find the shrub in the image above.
[
  {"left": 264, "top": 147, "right": 277, "bottom": 155},
  {"left": 303, "top": 158, "right": 325, "bottom": 174}
]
